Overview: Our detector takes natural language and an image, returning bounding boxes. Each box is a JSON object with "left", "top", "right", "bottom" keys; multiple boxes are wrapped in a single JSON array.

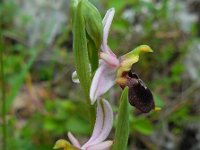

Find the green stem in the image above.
[{"left": 0, "top": 34, "right": 6, "bottom": 150}]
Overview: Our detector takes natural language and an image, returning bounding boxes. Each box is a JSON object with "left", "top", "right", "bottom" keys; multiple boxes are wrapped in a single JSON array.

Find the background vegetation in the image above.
[{"left": 1, "top": 0, "right": 200, "bottom": 149}]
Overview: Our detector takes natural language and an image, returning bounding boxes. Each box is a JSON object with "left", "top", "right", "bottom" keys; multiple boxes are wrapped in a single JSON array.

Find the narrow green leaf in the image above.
[
  {"left": 6, "top": 50, "right": 36, "bottom": 112},
  {"left": 132, "top": 117, "right": 153, "bottom": 135},
  {"left": 73, "top": 0, "right": 91, "bottom": 100},
  {"left": 112, "top": 87, "right": 129, "bottom": 150},
  {"left": 154, "top": 94, "right": 165, "bottom": 108}
]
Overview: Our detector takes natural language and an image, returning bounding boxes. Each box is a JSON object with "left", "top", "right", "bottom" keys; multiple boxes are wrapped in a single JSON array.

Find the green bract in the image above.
[
  {"left": 112, "top": 87, "right": 129, "bottom": 150},
  {"left": 73, "top": 0, "right": 91, "bottom": 100},
  {"left": 82, "top": 0, "right": 103, "bottom": 72},
  {"left": 72, "top": 0, "right": 103, "bottom": 100},
  {"left": 82, "top": 0, "right": 103, "bottom": 48}
]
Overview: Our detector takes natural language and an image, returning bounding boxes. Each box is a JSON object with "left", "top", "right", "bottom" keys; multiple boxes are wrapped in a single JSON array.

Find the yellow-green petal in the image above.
[
  {"left": 54, "top": 139, "right": 79, "bottom": 150},
  {"left": 117, "top": 45, "right": 153, "bottom": 79}
]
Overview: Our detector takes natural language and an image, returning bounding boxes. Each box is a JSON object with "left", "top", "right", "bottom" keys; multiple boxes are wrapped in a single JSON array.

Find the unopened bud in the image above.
[{"left": 81, "top": 0, "right": 103, "bottom": 48}]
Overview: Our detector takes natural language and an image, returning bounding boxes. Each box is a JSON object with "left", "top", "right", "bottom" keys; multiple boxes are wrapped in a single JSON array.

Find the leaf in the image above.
[
  {"left": 132, "top": 117, "right": 153, "bottom": 135},
  {"left": 73, "top": 0, "right": 91, "bottom": 100},
  {"left": 67, "top": 117, "right": 90, "bottom": 135},
  {"left": 112, "top": 87, "right": 129, "bottom": 150},
  {"left": 154, "top": 93, "right": 165, "bottom": 108},
  {"left": 6, "top": 50, "right": 37, "bottom": 112},
  {"left": 169, "top": 106, "right": 189, "bottom": 126},
  {"left": 73, "top": 0, "right": 103, "bottom": 98}
]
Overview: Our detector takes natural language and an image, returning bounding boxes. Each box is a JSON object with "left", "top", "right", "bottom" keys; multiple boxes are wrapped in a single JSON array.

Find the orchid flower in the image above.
[
  {"left": 72, "top": 8, "right": 155, "bottom": 113},
  {"left": 54, "top": 99, "right": 113, "bottom": 150},
  {"left": 90, "top": 8, "right": 155, "bottom": 112}
]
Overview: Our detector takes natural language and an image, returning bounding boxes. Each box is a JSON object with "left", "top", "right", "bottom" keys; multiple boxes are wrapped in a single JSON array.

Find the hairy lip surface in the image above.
[{"left": 125, "top": 71, "right": 155, "bottom": 113}]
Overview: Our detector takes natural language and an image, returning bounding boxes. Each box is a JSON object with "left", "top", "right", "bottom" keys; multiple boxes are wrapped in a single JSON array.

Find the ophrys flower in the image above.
[
  {"left": 90, "top": 8, "right": 155, "bottom": 113},
  {"left": 54, "top": 99, "right": 113, "bottom": 150}
]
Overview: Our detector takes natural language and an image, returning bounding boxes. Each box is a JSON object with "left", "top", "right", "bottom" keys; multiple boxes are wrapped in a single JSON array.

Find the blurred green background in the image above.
[{"left": 1, "top": 0, "right": 200, "bottom": 149}]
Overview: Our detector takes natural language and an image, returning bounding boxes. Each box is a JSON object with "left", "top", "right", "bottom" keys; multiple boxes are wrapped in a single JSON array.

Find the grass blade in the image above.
[{"left": 6, "top": 50, "right": 36, "bottom": 112}]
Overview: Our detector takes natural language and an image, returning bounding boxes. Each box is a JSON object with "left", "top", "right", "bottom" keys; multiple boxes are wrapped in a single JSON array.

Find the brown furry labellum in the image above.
[{"left": 125, "top": 71, "right": 155, "bottom": 113}]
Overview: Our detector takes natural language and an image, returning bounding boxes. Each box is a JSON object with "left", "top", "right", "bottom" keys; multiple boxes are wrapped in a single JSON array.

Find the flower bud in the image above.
[
  {"left": 70, "top": 0, "right": 79, "bottom": 18},
  {"left": 81, "top": 0, "right": 103, "bottom": 49}
]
